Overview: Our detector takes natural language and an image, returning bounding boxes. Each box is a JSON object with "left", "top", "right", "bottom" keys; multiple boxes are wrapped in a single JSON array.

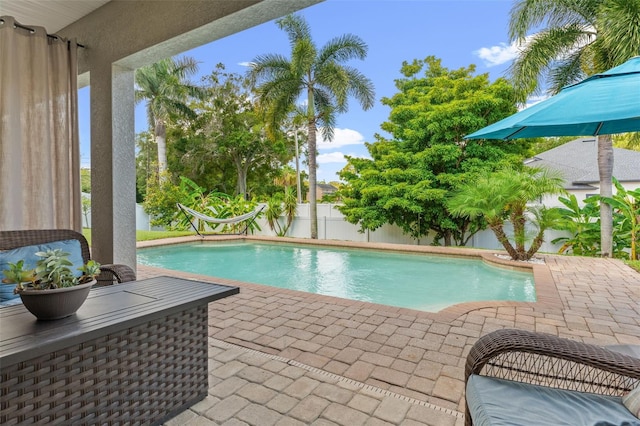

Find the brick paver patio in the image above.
[{"left": 141, "top": 236, "right": 640, "bottom": 425}]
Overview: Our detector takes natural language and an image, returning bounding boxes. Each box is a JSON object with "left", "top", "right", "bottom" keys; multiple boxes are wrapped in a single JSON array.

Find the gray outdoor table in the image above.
[{"left": 0, "top": 275, "right": 239, "bottom": 425}]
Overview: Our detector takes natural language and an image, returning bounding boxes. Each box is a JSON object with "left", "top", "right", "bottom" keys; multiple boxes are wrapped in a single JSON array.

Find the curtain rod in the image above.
[{"left": 6, "top": 19, "right": 85, "bottom": 48}]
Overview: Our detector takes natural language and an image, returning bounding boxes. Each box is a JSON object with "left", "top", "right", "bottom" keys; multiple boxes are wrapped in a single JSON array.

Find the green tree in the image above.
[
  {"left": 551, "top": 194, "right": 601, "bottom": 256},
  {"left": 448, "top": 167, "right": 566, "bottom": 260},
  {"left": 81, "top": 195, "right": 91, "bottom": 228},
  {"left": 265, "top": 187, "right": 297, "bottom": 237},
  {"left": 160, "top": 65, "right": 293, "bottom": 200},
  {"left": 249, "top": 14, "right": 375, "bottom": 239},
  {"left": 614, "top": 133, "right": 640, "bottom": 150},
  {"left": 166, "top": 121, "right": 237, "bottom": 196},
  {"left": 527, "top": 136, "right": 575, "bottom": 156},
  {"left": 601, "top": 179, "right": 640, "bottom": 260},
  {"left": 80, "top": 168, "right": 91, "bottom": 193},
  {"left": 135, "top": 131, "right": 157, "bottom": 202},
  {"left": 142, "top": 172, "right": 191, "bottom": 228},
  {"left": 507, "top": 0, "right": 640, "bottom": 256},
  {"left": 339, "top": 143, "right": 453, "bottom": 243},
  {"left": 339, "top": 57, "right": 525, "bottom": 246},
  {"left": 198, "top": 65, "right": 292, "bottom": 198},
  {"left": 551, "top": 182, "right": 639, "bottom": 259},
  {"left": 135, "top": 56, "right": 205, "bottom": 175},
  {"left": 266, "top": 166, "right": 299, "bottom": 236},
  {"left": 282, "top": 111, "right": 308, "bottom": 204}
]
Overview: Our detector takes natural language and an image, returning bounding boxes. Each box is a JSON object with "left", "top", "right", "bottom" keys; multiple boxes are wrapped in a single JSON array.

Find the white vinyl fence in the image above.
[
  {"left": 251, "top": 203, "right": 567, "bottom": 254},
  {"left": 90, "top": 202, "right": 566, "bottom": 254}
]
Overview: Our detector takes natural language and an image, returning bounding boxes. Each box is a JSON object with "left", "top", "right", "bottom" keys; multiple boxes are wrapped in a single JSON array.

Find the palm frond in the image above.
[
  {"left": 344, "top": 67, "right": 376, "bottom": 110},
  {"left": 509, "top": 0, "right": 599, "bottom": 41},
  {"left": 249, "top": 54, "right": 291, "bottom": 82},
  {"left": 317, "top": 34, "right": 368, "bottom": 65},
  {"left": 508, "top": 24, "right": 592, "bottom": 99},
  {"left": 276, "top": 14, "right": 311, "bottom": 48},
  {"left": 597, "top": 0, "right": 640, "bottom": 66},
  {"left": 291, "top": 38, "right": 316, "bottom": 77},
  {"left": 547, "top": 48, "right": 588, "bottom": 92}
]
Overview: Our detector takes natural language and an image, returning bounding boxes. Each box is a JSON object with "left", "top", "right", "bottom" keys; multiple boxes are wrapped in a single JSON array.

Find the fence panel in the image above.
[{"left": 135, "top": 203, "right": 565, "bottom": 254}]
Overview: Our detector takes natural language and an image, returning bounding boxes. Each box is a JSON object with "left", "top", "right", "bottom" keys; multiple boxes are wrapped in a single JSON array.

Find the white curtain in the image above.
[{"left": 0, "top": 16, "right": 81, "bottom": 231}]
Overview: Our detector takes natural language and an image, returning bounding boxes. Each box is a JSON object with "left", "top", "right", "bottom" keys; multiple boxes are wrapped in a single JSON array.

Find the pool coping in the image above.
[{"left": 136, "top": 235, "right": 563, "bottom": 322}]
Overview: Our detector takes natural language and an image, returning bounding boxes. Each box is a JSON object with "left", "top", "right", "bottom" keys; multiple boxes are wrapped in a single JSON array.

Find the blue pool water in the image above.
[{"left": 137, "top": 242, "right": 536, "bottom": 312}]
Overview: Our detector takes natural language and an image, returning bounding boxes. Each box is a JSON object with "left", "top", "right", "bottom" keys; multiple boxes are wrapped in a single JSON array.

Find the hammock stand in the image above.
[{"left": 177, "top": 203, "right": 264, "bottom": 237}]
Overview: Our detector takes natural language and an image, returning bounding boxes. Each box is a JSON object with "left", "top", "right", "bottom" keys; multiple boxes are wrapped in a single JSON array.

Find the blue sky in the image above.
[{"left": 80, "top": 0, "right": 524, "bottom": 182}]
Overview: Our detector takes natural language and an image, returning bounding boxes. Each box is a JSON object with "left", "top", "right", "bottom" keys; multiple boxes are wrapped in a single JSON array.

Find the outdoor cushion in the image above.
[
  {"left": 0, "top": 239, "right": 85, "bottom": 303},
  {"left": 466, "top": 374, "right": 640, "bottom": 426},
  {"left": 0, "top": 294, "right": 23, "bottom": 306},
  {"left": 624, "top": 385, "right": 640, "bottom": 418},
  {"left": 0, "top": 239, "right": 84, "bottom": 281},
  {"left": 608, "top": 344, "right": 640, "bottom": 359},
  {"left": 0, "top": 243, "right": 42, "bottom": 301},
  {"left": 0, "top": 282, "right": 19, "bottom": 302}
]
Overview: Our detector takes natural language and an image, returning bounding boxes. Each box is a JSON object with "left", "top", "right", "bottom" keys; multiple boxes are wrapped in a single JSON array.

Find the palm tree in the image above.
[
  {"left": 135, "top": 57, "right": 204, "bottom": 175},
  {"left": 249, "top": 14, "right": 375, "bottom": 239},
  {"left": 448, "top": 167, "right": 565, "bottom": 261},
  {"left": 507, "top": 0, "right": 640, "bottom": 257},
  {"left": 284, "top": 109, "right": 308, "bottom": 204}
]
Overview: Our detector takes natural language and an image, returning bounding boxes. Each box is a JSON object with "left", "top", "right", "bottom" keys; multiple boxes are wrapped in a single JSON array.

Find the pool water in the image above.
[{"left": 137, "top": 241, "right": 536, "bottom": 312}]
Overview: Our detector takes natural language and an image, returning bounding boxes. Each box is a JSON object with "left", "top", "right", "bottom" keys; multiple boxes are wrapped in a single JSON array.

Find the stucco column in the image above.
[{"left": 90, "top": 62, "right": 136, "bottom": 272}]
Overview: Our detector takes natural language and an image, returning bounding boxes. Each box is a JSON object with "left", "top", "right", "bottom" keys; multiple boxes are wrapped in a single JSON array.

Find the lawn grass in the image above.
[
  {"left": 82, "top": 229, "right": 195, "bottom": 245},
  {"left": 136, "top": 230, "right": 195, "bottom": 241},
  {"left": 627, "top": 260, "right": 640, "bottom": 273}
]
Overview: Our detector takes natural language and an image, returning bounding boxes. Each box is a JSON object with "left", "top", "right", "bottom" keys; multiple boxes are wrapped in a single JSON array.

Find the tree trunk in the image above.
[
  {"left": 525, "top": 229, "right": 545, "bottom": 260},
  {"left": 490, "top": 221, "right": 519, "bottom": 260},
  {"left": 443, "top": 231, "right": 452, "bottom": 246},
  {"left": 294, "top": 131, "right": 302, "bottom": 204},
  {"left": 234, "top": 156, "right": 249, "bottom": 199},
  {"left": 155, "top": 119, "right": 167, "bottom": 174},
  {"left": 308, "top": 121, "right": 318, "bottom": 239},
  {"left": 598, "top": 134, "right": 614, "bottom": 257},
  {"left": 511, "top": 209, "right": 527, "bottom": 257}
]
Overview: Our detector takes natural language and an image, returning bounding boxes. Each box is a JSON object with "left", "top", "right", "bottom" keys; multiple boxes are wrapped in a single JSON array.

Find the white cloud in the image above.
[
  {"left": 317, "top": 149, "right": 372, "bottom": 165},
  {"left": 474, "top": 42, "right": 520, "bottom": 67},
  {"left": 238, "top": 61, "right": 252, "bottom": 67},
  {"left": 315, "top": 150, "right": 372, "bottom": 182},
  {"left": 317, "top": 152, "right": 347, "bottom": 164},
  {"left": 317, "top": 128, "right": 366, "bottom": 150},
  {"left": 474, "top": 35, "right": 536, "bottom": 67}
]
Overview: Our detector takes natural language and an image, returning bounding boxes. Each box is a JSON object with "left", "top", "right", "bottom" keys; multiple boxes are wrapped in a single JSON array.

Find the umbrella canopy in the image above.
[{"left": 465, "top": 56, "right": 640, "bottom": 140}]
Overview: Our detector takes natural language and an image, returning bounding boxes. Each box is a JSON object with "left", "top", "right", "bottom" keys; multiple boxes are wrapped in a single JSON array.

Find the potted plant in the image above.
[{"left": 1, "top": 248, "right": 101, "bottom": 320}]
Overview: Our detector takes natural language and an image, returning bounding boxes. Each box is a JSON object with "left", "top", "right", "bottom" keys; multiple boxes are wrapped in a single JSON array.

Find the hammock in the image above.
[{"left": 177, "top": 203, "right": 263, "bottom": 236}]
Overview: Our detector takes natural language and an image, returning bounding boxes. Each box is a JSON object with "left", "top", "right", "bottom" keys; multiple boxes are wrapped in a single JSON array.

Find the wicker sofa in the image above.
[
  {"left": 0, "top": 229, "right": 136, "bottom": 286},
  {"left": 465, "top": 329, "right": 640, "bottom": 425}
]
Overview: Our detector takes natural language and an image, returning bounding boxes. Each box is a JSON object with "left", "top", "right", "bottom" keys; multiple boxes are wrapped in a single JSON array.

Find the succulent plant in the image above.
[{"left": 2, "top": 249, "right": 101, "bottom": 292}]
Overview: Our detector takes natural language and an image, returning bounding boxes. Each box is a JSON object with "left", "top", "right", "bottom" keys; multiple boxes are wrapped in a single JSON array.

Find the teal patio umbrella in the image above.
[
  {"left": 465, "top": 56, "right": 640, "bottom": 140},
  {"left": 465, "top": 56, "right": 640, "bottom": 257}
]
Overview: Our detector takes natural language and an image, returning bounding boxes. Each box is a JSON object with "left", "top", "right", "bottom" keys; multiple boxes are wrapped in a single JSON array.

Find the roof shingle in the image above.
[{"left": 525, "top": 137, "right": 640, "bottom": 188}]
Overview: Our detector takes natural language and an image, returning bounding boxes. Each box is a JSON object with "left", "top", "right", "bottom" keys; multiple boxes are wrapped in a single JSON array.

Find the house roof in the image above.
[
  {"left": 525, "top": 137, "right": 640, "bottom": 189},
  {"left": 317, "top": 184, "right": 337, "bottom": 192}
]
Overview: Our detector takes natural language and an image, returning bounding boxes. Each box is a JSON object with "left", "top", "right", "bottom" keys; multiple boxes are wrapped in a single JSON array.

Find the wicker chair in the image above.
[
  {"left": 0, "top": 229, "right": 136, "bottom": 286},
  {"left": 465, "top": 328, "right": 640, "bottom": 425}
]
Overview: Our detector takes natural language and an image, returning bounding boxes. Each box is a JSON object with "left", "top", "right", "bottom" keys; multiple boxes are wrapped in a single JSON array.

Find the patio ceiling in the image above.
[
  {"left": 1, "top": 0, "right": 110, "bottom": 33},
  {"left": 3, "top": 1, "right": 323, "bottom": 77}
]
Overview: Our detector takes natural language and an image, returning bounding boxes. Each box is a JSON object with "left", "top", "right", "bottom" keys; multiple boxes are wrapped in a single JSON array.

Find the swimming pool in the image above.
[{"left": 137, "top": 241, "right": 536, "bottom": 312}]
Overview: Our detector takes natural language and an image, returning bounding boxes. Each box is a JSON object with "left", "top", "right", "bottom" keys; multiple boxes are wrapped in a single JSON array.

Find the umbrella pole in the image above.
[{"left": 597, "top": 134, "right": 614, "bottom": 257}]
